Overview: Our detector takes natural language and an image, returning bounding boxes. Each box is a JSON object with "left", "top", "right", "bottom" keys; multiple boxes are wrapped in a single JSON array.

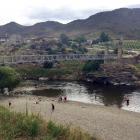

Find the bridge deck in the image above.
[{"left": 0, "top": 54, "right": 118, "bottom": 65}]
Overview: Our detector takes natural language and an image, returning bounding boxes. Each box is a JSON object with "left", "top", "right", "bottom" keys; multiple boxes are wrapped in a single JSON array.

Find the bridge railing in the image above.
[{"left": 0, "top": 54, "right": 118, "bottom": 65}]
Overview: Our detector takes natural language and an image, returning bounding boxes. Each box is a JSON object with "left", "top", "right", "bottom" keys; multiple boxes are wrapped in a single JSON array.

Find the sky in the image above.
[{"left": 0, "top": 0, "right": 140, "bottom": 25}]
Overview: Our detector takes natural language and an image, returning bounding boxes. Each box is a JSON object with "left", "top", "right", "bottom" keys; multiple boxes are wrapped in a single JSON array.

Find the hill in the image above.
[{"left": 0, "top": 8, "right": 140, "bottom": 39}]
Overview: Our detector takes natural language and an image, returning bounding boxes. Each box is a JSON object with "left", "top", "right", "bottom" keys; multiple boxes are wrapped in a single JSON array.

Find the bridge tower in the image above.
[
  {"left": 104, "top": 46, "right": 109, "bottom": 63},
  {"left": 104, "top": 42, "right": 110, "bottom": 64},
  {"left": 117, "top": 37, "right": 123, "bottom": 62}
]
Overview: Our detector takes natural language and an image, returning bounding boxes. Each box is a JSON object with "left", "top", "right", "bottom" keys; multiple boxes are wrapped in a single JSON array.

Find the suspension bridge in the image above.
[{"left": 0, "top": 54, "right": 118, "bottom": 65}]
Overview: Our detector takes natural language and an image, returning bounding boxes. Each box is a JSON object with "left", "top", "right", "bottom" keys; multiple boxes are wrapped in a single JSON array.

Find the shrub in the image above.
[
  {"left": 82, "top": 60, "right": 103, "bottom": 72},
  {"left": 99, "top": 32, "right": 110, "bottom": 42},
  {"left": 43, "top": 61, "right": 53, "bottom": 69},
  {"left": 0, "top": 66, "right": 20, "bottom": 93},
  {"left": 47, "top": 121, "right": 67, "bottom": 138}
]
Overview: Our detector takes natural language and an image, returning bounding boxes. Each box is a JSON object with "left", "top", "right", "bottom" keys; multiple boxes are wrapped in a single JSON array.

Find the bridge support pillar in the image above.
[
  {"left": 3, "top": 56, "right": 5, "bottom": 65},
  {"left": 104, "top": 46, "right": 109, "bottom": 64},
  {"left": 117, "top": 39, "right": 123, "bottom": 63}
]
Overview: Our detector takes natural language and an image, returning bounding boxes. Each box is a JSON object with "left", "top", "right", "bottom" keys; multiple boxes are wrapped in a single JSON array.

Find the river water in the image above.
[{"left": 30, "top": 81, "right": 140, "bottom": 113}]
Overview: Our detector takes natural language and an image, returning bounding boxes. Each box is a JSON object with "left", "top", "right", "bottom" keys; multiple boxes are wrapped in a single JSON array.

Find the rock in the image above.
[{"left": 100, "top": 63, "right": 140, "bottom": 86}]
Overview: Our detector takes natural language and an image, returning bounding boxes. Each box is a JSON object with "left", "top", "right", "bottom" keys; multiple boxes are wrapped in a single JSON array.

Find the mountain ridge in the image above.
[{"left": 0, "top": 8, "right": 140, "bottom": 39}]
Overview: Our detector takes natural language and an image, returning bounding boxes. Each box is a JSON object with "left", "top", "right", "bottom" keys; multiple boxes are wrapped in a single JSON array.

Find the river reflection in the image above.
[{"left": 32, "top": 81, "right": 140, "bottom": 112}]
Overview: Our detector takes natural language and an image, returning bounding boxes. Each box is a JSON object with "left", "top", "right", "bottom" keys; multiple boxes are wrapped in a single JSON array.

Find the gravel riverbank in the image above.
[{"left": 0, "top": 95, "right": 140, "bottom": 140}]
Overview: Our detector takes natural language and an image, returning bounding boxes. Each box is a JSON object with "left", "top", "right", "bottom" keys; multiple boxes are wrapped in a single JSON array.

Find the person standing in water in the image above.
[
  {"left": 126, "top": 98, "right": 130, "bottom": 106},
  {"left": 51, "top": 103, "right": 55, "bottom": 112},
  {"left": 64, "top": 96, "right": 67, "bottom": 102},
  {"left": 58, "top": 96, "right": 62, "bottom": 102},
  {"left": 124, "top": 96, "right": 130, "bottom": 106}
]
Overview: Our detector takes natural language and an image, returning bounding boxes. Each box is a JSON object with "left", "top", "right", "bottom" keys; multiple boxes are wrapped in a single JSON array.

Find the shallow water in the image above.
[{"left": 31, "top": 81, "right": 140, "bottom": 112}]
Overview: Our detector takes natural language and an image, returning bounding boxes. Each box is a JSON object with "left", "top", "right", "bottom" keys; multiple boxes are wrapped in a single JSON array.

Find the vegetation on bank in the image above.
[
  {"left": 16, "top": 66, "right": 72, "bottom": 79},
  {"left": 135, "top": 64, "right": 140, "bottom": 75},
  {"left": 0, "top": 59, "right": 139, "bottom": 89},
  {"left": 0, "top": 66, "right": 20, "bottom": 93},
  {"left": 15, "top": 61, "right": 86, "bottom": 80},
  {"left": 14, "top": 60, "right": 105, "bottom": 80},
  {"left": 0, "top": 61, "right": 103, "bottom": 93},
  {"left": 0, "top": 106, "right": 95, "bottom": 140},
  {"left": 82, "top": 60, "right": 104, "bottom": 73}
]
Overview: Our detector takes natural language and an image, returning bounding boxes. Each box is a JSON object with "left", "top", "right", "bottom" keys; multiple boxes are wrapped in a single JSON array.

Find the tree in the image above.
[
  {"left": 99, "top": 32, "right": 110, "bottom": 42},
  {"left": 59, "top": 34, "right": 69, "bottom": 45},
  {"left": 78, "top": 47, "right": 88, "bottom": 54},
  {"left": 43, "top": 61, "right": 53, "bottom": 69},
  {"left": 82, "top": 60, "right": 103, "bottom": 72},
  {"left": 0, "top": 67, "right": 20, "bottom": 93},
  {"left": 75, "top": 36, "right": 87, "bottom": 44}
]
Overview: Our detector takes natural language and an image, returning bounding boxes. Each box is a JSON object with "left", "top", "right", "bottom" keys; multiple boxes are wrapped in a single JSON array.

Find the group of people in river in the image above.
[
  {"left": 58, "top": 96, "right": 67, "bottom": 102},
  {"left": 8, "top": 93, "right": 130, "bottom": 115},
  {"left": 51, "top": 96, "right": 67, "bottom": 112}
]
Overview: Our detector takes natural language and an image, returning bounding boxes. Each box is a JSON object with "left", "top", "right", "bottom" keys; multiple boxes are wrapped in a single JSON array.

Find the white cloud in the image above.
[{"left": 0, "top": 0, "right": 139, "bottom": 25}]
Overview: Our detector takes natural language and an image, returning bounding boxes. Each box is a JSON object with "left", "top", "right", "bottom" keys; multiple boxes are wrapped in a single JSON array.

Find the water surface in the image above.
[{"left": 31, "top": 81, "right": 140, "bottom": 112}]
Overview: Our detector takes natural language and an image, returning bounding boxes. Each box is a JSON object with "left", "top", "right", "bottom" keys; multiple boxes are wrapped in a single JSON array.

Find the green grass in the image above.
[
  {"left": 60, "top": 61, "right": 85, "bottom": 71},
  {"left": 15, "top": 61, "right": 85, "bottom": 80},
  {"left": 15, "top": 60, "right": 108, "bottom": 80},
  {"left": 16, "top": 66, "right": 72, "bottom": 78},
  {"left": 0, "top": 106, "right": 42, "bottom": 139},
  {"left": 0, "top": 106, "right": 96, "bottom": 140}
]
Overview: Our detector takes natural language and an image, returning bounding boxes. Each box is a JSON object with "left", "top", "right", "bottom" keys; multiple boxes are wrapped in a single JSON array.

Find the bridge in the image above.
[{"left": 0, "top": 54, "right": 118, "bottom": 65}]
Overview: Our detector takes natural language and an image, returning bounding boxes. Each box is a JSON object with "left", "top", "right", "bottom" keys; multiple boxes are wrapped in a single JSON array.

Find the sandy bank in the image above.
[{"left": 0, "top": 95, "right": 140, "bottom": 140}]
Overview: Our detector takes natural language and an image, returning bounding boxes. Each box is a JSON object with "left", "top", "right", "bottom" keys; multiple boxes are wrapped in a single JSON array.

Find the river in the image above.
[{"left": 22, "top": 81, "right": 140, "bottom": 113}]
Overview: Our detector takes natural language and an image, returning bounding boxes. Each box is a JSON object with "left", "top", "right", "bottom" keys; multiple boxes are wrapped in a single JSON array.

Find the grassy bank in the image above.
[
  {"left": 15, "top": 61, "right": 85, "bottom": 80},
  {"left": 0, "top": 106, "right": 95, "bottom": 140}
]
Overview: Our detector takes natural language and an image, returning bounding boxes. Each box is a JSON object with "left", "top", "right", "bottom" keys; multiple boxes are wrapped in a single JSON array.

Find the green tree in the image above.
[
  {"left": 99, "top": 32, "right": 110, "bottom": 42},
  {"left": 0, "top": 66, "right": 20, "bottom": 93},
  {"left": 43, "top": 61, "right": 53, "bottom": 69},
  {"left": 82, "top": 60, "right": 103, "bottom": 72},
  {"left": 78, "top": 47, "right": 88, "bottom": 54},
  {"left": 75, "top": 36, "right": 87, "bottom": 44},
  {"left": 60, "top": 34, "right": 69, "bottom": 45}
]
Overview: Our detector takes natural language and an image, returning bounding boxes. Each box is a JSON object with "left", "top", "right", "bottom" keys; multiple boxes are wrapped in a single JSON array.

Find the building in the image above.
[{"left": 0, "top": 35, "right": 8, "bottom": 43}]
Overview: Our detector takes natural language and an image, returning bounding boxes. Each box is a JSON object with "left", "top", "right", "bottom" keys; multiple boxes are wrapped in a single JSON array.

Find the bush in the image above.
[
  {"left": 99, "top": 32, "right": 110, "bottom": 42},
  {"left": 43, "top": 61, "right": 53, "bottom": 69},
  {"left": 0, "top": 66, "right": 20, "bottom": 92},
  {"left": 82, "top": 60, "right": 103, "bottom": 72},
  {"left": 47, "top": 121, "right": 67, "bottom": 138},
  {"left": 60, "top": 34, "right": 70, "bottom": 46},
  {"left": 75, "top": 36, "right": 87, "bottom": 44}
]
